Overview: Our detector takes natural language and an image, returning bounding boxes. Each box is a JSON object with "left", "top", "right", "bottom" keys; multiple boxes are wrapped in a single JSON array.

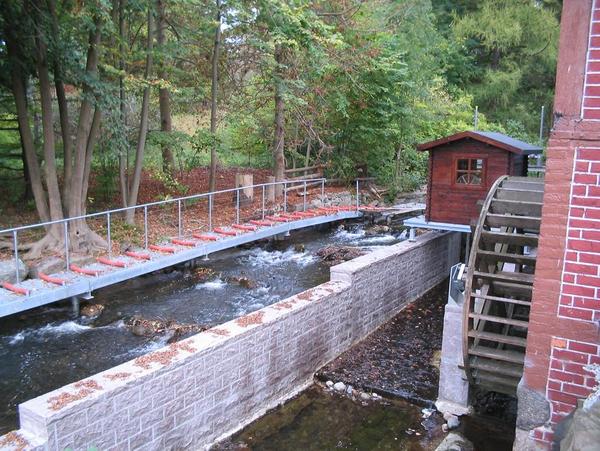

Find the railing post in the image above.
[
  {"left": 12, "top": 230, "right": 19, "bottom": 283},
  {"left": 143, "top": 206, "right": 148, "bottom": 250},
  {"left": 262, "top": 185, "right": 265, "bottom": 220},
  {"left": 107, "top": 212, "right": 112, "bottom": 257},
  {"left": 284, "top": 181, "right": 287, "bottom": 213},
  {"left": 177, "top": 200, "right": 182, "bottom": 237},
  {"left": 64, "top": 221, "right": 70, "bottom": 271},
  {"left": 236, "top": 188, "right": 240, "bottom": 224},
  {"left": 209, "top": 194, "right": 213, "bottom": 231},
  {"left": 355, "top": 179, "right": 359, "bottom": 211},
  {"left": 303, "top": 180, "right": 307, "bottom": 211},
  {"left": 321, "top": 179, "right": 325, "bottom": 199}
]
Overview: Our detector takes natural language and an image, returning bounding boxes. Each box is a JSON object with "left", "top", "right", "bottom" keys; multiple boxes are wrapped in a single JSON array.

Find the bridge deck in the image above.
[{"left": 0, "top": 210, "right": 362, "bottom": 318}]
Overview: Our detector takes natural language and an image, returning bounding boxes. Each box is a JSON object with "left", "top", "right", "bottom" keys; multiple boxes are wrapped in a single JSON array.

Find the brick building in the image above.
[{"left": 515, "top": 0, "right": 600, "bottom": 448}]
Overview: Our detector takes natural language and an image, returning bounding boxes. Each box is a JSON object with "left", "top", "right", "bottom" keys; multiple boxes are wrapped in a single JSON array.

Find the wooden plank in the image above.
[
  {"left": 468, "top": 330, "right": 527, "bottom": 347},
  {"left": 284, "top": 181, "right": 321, "bottom": 192},
  {"left": 502, "top": 180, "right": 545, "bottom": 191},
  {"left": 468, "top": 345, "right": 525, "bottom": 364},
  {"left": 481, "top": 230, "right": 539, "bottom": 247},
  {"left": 475, "top": 374, "right": 519, "bottom": 395},
  {"left": 469, "top": 313, "right": 529, "bottom": 328},
  {"left": 485, "top": 214, "right": 541, "bottom": 230},
  {"left": 496, "top": 188, "right": 544, "bottom": 203},
  {"left": 474, "top": 270, "right": 535, "bottom": 285},
  {"left": 284, "top": 164, "right": 325, "bottom": 174},
  {"left": 286, "top": 172, "right": 322, "bottom": 181},
  {"left": 469, "top": 292, "right": 531, "bottom": 307},
  {"left": 491, "top": 281, "right": 533, "bottom": 298},
  {"left": 476, "top": 249, "right": 537, "bottom": 266},
  {"left": 491, "top": 199, "right": 542, "bottom": 216},
  {"left": 469, "top": 359, "right": 524, "bottom": 378}
]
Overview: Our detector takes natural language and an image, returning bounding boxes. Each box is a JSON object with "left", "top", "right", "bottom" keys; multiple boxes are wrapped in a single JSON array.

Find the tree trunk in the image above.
[
  {"left": 35, "top": 30, "right": 64, "bottom": 225},
  {"left": 118, "top": 0, "right": 129, "bottom": 208},
  {"left": 272, "top": 46, "right": 286, "bottom": 196},
  {"left": 157, "top": 0, "right": 176, "bottom": 176},
  {"left": 125, "top": 6, "right": 154, "bottom": 225},
  {"left": 47, "top": 0, "right": 72, "bottom": 208},
  {"left": 208, "top": 0, "right": 222, "bottom": 192},
  {"left": 4, "top": 21, "right": 50, "bottom": 223}
]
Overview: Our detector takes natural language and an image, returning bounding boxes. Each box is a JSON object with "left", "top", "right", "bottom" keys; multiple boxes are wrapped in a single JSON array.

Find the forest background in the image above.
[{"left": 0, "top": 0, "right": 561, "bottom": 252}]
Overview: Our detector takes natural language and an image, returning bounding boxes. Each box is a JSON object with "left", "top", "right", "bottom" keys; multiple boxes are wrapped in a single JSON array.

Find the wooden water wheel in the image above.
[{"left": 462, "top": 175, "right": 544, "bottom": 395}]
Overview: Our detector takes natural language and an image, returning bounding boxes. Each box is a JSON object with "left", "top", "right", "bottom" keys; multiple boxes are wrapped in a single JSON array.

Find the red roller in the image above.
[
  {"left": 70, "top": 264, "right": 102, "bottom": 276},
  {"left": 171, "top": 238, "right": 197, "bottom": 247},
  {"left": 282, "top": 213, "right": 303, "bottom": 220},
  {"left": 125, "top": 251, "right": 151, "bottom": 260},
  {"left": 265, "top": 215, "right": 290, "bottom": 222},
  {"left": 249, "top": 219, "right": 274, "bottom": 227},
  {"left": 192, "top": 233, "right": 219, "bottom": 241},
  {"left": 1, "top": 282, "right": 29, "bottom": 295},
  {"left": 214, "top": 227, "right": 237, "bottom": 236},
  {"left": 39, "top": 272, "right": 67, "bottom": 286},
  {"left": 232, "top": 224, "right": 257, "bottom": 232},
  {"left": 97, "top": 257, "right": 127, "bottom": 268},
  {"left": 294, "top": 211, "right": 317, "bottom": 217},
  {"left": 149, "top": 244, "right": 176, "bottom": 254}
]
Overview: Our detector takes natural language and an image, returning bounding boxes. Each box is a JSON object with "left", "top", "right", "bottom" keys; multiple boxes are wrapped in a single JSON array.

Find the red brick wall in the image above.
[
  {"left": 583, "top": 1, "right": 600, "bottom": 120},
  {"left": 521, "top": 0, "right": 600, "bottom": 448}
]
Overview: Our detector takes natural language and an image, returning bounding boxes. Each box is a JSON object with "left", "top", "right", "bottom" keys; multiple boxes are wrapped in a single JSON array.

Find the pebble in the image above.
[
  {"left": 333, "top": 382, "right": 346, "bottom": 392},
  {"left": 447, "top": 415, "right": 460, "bottom": 430},
  {"left": 346, "top": 385, "right": 354, "bottom": 395},
  {"left": 326, "top": 380, "right": 334, "bottom": 388},
  {"left": 422, "top": 408, "right": 435, "bottom": 419},
  {"left": 360, "top": 392, "right": 370, "bottom": 401},
  {"left": 442, "top": 424, "right": 449, "bottom": 433}
]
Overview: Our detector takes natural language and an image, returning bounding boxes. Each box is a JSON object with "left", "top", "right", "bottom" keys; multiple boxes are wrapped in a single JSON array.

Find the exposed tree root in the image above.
[{"left": 23, "top": 222, "right": 107, "bottom": 260}]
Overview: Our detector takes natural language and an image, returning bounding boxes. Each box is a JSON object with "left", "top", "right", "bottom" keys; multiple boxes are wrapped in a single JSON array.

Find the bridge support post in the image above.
[{"left": 71, "top": 296, "right": 80, "bottom": 317}]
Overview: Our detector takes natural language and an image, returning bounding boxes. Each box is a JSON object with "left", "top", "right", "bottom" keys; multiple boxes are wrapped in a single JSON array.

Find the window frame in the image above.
[{"left": 452, "top": 155, "right": 487, "bottom": 188}]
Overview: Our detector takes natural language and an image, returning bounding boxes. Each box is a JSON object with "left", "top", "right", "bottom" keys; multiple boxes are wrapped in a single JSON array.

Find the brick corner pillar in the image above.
[{"left": 515, "top": 1, "right": 600, "bottom": 449}]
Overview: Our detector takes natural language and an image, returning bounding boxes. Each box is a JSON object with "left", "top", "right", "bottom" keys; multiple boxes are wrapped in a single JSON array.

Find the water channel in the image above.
[{"left": 0, "top": 221, "right": 403, "bottom": 435}]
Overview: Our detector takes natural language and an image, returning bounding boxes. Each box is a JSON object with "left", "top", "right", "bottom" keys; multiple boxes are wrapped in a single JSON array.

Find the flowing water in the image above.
[{"left": 0, "top": 221, "right": 404, "bottom": 435}]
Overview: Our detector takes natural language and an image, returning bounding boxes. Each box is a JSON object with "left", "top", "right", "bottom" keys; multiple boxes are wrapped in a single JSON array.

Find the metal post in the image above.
[
  {"left": 474, "top": 106, "right": 479, "bottom": 130},
  {"left": 106, "top": 212, "right": 112, "bottom": 257},
  {"left": 236, "top": 188, "right": 240, "bottom": 224},
  {"left": 12, "top": 230, "right": 19, "bottom": 282},
  {"left": 409, "top": 228, "right": 416, "bottom": 242},
  {"left": 321, "top": 179, "right": 325, "bottom": 199},
  {"left": 303, "top": 180, "right": 307, "bottom": 211},
  {"left": 284, "top": 182, "right": 287, "bottom": 213},
  {"left": 64, "top": 221, "right": 70, "bottom": 270},
  {"left": 143, "top": 206, "right": 148, "bottom": 250},
  {"left": 71, "top": 296, "right": 80, "bottom": 317},
  {"left": 355, "top": 179, "right": 359, "bottom": 211},
  {"left": 262, "top": 185, "right": 265, "bottom": 219},
  {"left": 539, "top": 105, "right": 545, "bottom": 143},
  {"left": 178, "top": 200, "right": 182, "bottom": 237},
  {"left": 208, "top": 194, "right": 213, "bottom": 231}
]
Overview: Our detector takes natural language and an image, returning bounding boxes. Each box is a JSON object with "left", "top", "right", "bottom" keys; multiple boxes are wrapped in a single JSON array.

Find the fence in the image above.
[{"left": 0, "top": 177, "right": 365, "bottom": 283}]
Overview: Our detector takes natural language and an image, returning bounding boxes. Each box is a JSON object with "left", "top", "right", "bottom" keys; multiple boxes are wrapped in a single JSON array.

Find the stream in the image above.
[{"left": 0, "top": 221, "right": 404, "bottom": 435}]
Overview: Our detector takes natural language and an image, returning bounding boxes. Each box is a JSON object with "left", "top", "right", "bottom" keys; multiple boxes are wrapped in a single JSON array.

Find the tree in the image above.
[
  {"left": 208, "top": 0, "right": 222, "bottom": 192},
  {"left": 1, "top": 0, "right": 106, "bottom": 257}
]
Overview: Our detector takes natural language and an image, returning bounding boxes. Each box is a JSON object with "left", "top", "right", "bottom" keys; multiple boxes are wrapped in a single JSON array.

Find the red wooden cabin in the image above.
[{"left": 417, "top": 130, "right": 542, "bottom": 226}]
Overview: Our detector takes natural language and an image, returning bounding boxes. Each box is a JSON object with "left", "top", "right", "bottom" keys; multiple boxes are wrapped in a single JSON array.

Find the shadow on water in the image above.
[{"left": 213, "top": 385, "right": 446, "bottom": 451}]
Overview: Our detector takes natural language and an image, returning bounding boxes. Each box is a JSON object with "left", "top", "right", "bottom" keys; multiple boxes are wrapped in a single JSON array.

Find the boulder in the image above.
[
  {"left": 29, "top": 257, "right": 64, "bottom": 279},
  {"left": 316, "top": 245, "right": 365, "bottom": 266},
  {"left": 80, "top": 303, "right": 105, "bottom": 319},
  {"left": 226, "top": 276, "right": 257, "bottom": 289},
  {"left": 435, "top": 432, "right": 474, "bottom": 451},
  {"left": 0, "top": 258, "right": 28, "bottom": 283}
]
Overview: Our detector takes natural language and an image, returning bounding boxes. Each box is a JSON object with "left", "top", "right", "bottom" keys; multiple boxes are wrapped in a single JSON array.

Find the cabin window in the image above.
[{"left": 455, "top": 158, "right": 484, "bottom": 185}]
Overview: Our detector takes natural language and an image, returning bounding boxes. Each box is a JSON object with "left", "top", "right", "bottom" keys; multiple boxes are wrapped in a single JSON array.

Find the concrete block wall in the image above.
[{"left": 0, "top": 231, "right": 459, "bottom": 451}]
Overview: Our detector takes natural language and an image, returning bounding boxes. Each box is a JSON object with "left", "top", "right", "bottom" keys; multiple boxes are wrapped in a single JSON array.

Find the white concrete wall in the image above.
[{"left": 1, "top": 231, "right": 460, "bottom": 451}]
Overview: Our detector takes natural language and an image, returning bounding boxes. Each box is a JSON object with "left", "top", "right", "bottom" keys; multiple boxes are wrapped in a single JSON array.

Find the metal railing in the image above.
[{"left": 1, "top": 177, "right": 358, "bottom": 283}]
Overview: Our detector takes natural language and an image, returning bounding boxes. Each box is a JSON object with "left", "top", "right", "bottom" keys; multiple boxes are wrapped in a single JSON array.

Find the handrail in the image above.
[{"left": 0, "top": 177, "right": 327, "bottom": 235}]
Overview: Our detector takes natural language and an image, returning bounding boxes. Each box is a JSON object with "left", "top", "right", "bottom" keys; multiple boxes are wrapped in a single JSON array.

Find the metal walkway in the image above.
[
  {"left": 1, "top": 176, "right": 420, "bottom": 317},
  {"left": 0, "top": 208, "right": 361, "bottom": 318}
]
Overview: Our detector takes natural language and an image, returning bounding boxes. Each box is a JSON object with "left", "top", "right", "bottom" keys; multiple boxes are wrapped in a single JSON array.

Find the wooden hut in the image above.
[{"left": 417, "top": 130, "right": 542, "bottom": 226}]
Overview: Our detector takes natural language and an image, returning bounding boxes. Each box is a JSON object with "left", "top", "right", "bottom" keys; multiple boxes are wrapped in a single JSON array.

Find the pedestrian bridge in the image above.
[{"left": 0, "top": 178, "right": 410, "bottom": 318}]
